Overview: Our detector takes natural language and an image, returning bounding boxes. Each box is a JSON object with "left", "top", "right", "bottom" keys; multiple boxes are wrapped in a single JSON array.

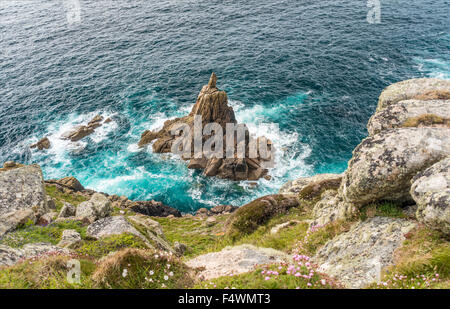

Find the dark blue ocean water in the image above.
[{"left": 0, "top": 0, "right": 449, "bottom": 212}]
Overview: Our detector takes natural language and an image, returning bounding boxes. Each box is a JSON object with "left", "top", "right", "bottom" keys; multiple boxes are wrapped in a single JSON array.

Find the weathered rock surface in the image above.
[
  {"left": 0, "top": 165, "right": 48, "bottom": 237},
  {"left": 127, "top": 215, "right": 174, "bottom": 253},
  {"left": 279, "top": 173, "right": 342, "bottom": 198},
  {"left": 138, "top": 73, "right": 273, "bottom": 181},
  {"left": 59, "top": 203, "right": 76, "bottom": 218},
  {"left": 411, "top": 158, "right": 450, "bottom": 235},
  {"left": 0, "top": 243, "right": 69, "bottom": 267},
  {"left": 341, "top": 128, "right": 450, "bottom": 206},
  {"left": 30, "top": 137, "right": 51, "bottom": 150},
  {"left": 86, "top": 216, "right": 143, "bottom": 239},
  {"left": 57, "top": 229, "right": 82, "bottom": 248},
  {"left": 75, "top": 193, "right": 112, "bottom": 224},
  {"left": 314, "top": 217, "right": 416, "bottom": 288},
  {"left": 377, "top": 78, "right": 450, "bottom": 111},
  {"left": 367, "top": 99, "right": 450, "bottom": 136},
  {"left": 186, "top": 244, "right": 289, "bottom": 280},
  {"left": 47, "top": 176, "right": 85, "bottom": 192}
]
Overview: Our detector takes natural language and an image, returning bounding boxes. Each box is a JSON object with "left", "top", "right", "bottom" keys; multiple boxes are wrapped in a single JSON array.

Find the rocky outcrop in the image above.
[
  {"left": 138, "top": 73, "right": 273, "bottom": 181},
  {"left": 279, "top": 173, "right": 342, "bottom": 199},
  {"left": 75, "top": 193, "right": 112, "bottom": 224},
  {"left": 341, "top": 127, "right": 450, "bottom": 206},
  {"left": 314, "top": 217, "right": 416, "bottom": 288},
  {"left": 377, "top": 78, "right": 450, "bottom": 111},
  {"left": 0, "top": 165, "right": 49, "bottom": 237},
  {"left": 61, "top": 114, "right": 110, "bottom": 142},
  {"left": 186, "top": 244, "right": 289, "bottom": 280},
  {"left": 58, "top": 203, "right": 76, "bottom": 218},
  {"left": 130, "top": 200, "right": 182, "bottom": 218},
  {"left": 195, "top": 205, "right": 238, "bottom": 217},
  {"left": 30, "top": 137, "right": 51, "bottom": 150},
  {"left": 86, "top": 215, "right": 174, "bottom": 253},
  {"left": 0, "top": 243, "right": 69, "bottom": 267},
  {"left": 226, "top": 194, "right": 299, "bottom": 237},
  {"left": 47, "top": 177, "right": 85, "bottom": 192},
  {"left": 367, "top": 100, "right": 450, "bottom": 136},
  {"left": 411, "top": 158, "right": 450, "bottom": 235}
]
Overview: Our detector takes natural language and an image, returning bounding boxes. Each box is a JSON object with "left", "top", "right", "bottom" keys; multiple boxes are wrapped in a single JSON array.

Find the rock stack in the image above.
[{"left": 139, "top": 73, "right": 273, "bottom": 181}]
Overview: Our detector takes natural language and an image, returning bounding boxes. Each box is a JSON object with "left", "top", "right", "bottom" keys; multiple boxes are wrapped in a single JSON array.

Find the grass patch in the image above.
[
  {"left": 45, "top": 185, "right": 88, "bottom": 211},
  {"left": 0, "top": 220, "right": 87, "bottom": 248},
  {"left": 74, "top": 233, "right": 148, "bottom": 258},
  {"left": 370, "top": 225, "right": 450, "bottom": 289},
  {"left": 401, "top": 114, "right": 449, "bottom": 128},
  {"left": 359, "top": 202, "right": 406, "bottom": 221},
  {"left": 153, "top": 215, "right": 230, "bottom": 258},
  {"left": 0, "top": 255, "right": 96, "bottom": 289},
  {"left": 92, "top": 248, "right": 195, "bottom": 289}
]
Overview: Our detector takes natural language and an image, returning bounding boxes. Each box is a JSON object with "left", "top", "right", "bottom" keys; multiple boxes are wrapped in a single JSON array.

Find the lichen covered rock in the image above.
[
  {"left": 0, "top": 242, "right": 69, "bottom": 267},
  {"left": 367, "top": 99, "right": 450, "bottom": 135},
  {"left": 75, "top": 193, "right": 111, "bottom": 223},
  {"left": 186, "top": 244, "right": 289, "bottom": 280},
  {"left": 341, "top": 128, "right": 450, "bottom": 206},
  {"left": 279, "top": 173, "right": 342, "bottom": 199},
  {"left": 0, "top": 165, "right": 48, "bottom": 236},
  {"left": 411, "top": 158, "right": 450, "bottom": 235},
  {"left": 377, "top": 78, "right": 450, "bottom": 111},
  {"left": 314, "top": 217, "right": 416, "bottom": 288}
]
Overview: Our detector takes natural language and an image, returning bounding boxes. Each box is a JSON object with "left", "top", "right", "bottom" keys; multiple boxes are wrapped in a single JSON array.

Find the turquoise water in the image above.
[{"left": 0, "top": 1, "right": 449, "bottom": 212}]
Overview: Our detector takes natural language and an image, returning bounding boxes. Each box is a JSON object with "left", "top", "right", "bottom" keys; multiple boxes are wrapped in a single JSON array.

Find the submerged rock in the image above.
[
  {"left": 61, "top": 114, "right": 109, "bottom": 142},
  {"left": 314, "top": 217, "right": 416, "bottom": 288},
  {"left": 341, "top": 127, "right": 450, "bottom": 206},
  {"left": 30, "top": 137, "right": 51, "bottom": 150},
  {"left": 411, "top": 158, "right": 450, "bottom": 235},
  {"left": 186, "top": 244, "right": 289, "bottom": 280},
  {"left": 138, "top": 73, "right": 273, "bottom": 181}
]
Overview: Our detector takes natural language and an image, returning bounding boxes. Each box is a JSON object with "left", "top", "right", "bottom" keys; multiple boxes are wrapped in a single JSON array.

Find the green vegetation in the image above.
[
  {"left": 370, "top": 226, "right": 450, "bottom": 289},
  {"left": 359, "top": 202, "right": 406, "bottom": 221},
  {"left": 0, "top": 255, "right": 96, "bottom": 289},
  {"left": 0, "top": 220, "right": 87, "bottom": 248},
  {"left": 195, "top": 260, "right": 339, "bottom": 289},
  {"left": 92, "top": 248, "right": 195, "bottom": 289},
  {"left": 45, "top": 185, "right": 88, "bottom": 211},
  {"left": 74, "top": 233, "right": 148, "bottom": 258},
  {"left": 225, "top": 195, "right": 299, "bottom": 240}
]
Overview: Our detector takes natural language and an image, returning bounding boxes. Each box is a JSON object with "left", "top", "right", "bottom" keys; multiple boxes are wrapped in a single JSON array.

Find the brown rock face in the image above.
[
  {"left": 61, "top": 114, "right": 109, "bottom": 142},
  {"left": 138, "top": 73, "right": 273, "bottom": 181},
  {"left": 30, "top": 137, "right": 51, "bottom": 150}
]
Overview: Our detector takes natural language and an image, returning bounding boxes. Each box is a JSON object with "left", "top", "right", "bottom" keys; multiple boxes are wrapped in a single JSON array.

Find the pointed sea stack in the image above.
[{"left": 138, "top": 73, "right": 273, "bottom": 181}]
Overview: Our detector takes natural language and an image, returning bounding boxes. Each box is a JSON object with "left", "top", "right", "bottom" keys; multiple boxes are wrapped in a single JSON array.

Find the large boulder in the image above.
[
  {"left": 367, "top": 99, "right": 450, "bottom": 136},
  {"left": 377, "top": 78, "right": 450, "bottom": 111},
  {"left": 186, "top": 244, "right": 289, "bottom": 280},
  {"left": 0, "top": 243, "right": 69, "bottom": 267},
  {"left": 57, "top": 229, "right": 82, "bottom": 248},
  {"left": 46, "top": 176, "right": 84, "bottom": 192},
  {"left": 130, "top": 200, "right": 182, "bottom": 217},
  {"left": 341, "top": 128, "right": 450, "bottom": 206},
  {"left": 138, "top": 73, "right": 272, "bottom": 181},
  {"left": 314, "top": 217, "right": 416, "bottom": 288},
  {"left": 226, "top": 194, "right": 299, "bottom": 237},
  {"left": 75, "top": 193, "right": 111, "bottom": 223},
  {"left": 0, "top": 165, "right": 48, "bottom": 237},
  {"left": 86, "top": 216, "right": 143, "bottom": 239},
  {"left": 410, "top": 158, "right": 450, "bottom": 235},
  {"left": 279, "top": 173, "right": 342, "bottom": 199}
]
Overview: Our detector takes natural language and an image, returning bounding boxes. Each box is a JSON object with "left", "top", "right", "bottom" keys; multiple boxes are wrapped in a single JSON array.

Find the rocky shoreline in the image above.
[{"left": 0, "top": 78, "right": 449, "bottom": 289}]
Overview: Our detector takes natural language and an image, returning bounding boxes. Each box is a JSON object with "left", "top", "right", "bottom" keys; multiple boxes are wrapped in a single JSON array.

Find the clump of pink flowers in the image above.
[
  {"left": 376, "top": 272, "right": 441, "bottom": 289},
  {"left": 259, "top": 254, "right": 333, "bottom": 289},
  {"left": 293, "top": 224, "right": 323, "bottom": 255}
]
